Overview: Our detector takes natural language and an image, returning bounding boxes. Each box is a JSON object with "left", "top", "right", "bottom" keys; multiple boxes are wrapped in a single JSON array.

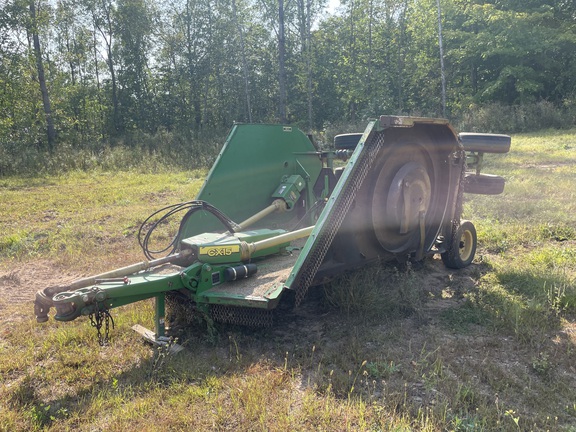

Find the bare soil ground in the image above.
[{"left": 0, "top": 261, "right": 83, "bottom": 325}]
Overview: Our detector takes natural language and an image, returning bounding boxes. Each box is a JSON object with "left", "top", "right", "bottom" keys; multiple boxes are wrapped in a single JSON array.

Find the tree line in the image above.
[{"left": 0, "top": 0, "right": 575, "bottom": 173}]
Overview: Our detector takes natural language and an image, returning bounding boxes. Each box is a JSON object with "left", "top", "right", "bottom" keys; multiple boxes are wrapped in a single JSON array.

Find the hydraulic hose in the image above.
[{"left": 138, "top": 200, "right": 239, "bottom": 260}]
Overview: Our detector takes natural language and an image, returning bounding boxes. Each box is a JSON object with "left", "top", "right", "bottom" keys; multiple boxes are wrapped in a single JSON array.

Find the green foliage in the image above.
[
  {"left": 2, "top": 0, "right": 576, "bottom": 174},
  {"left": 0, "top": 128, "right": 224, "bottom": 176},
  {"left": 365, "top": 360, "right": 401, "bottom": 379},
  {"left": 457, "top": 101, "right": 576, "bottom": 133}
]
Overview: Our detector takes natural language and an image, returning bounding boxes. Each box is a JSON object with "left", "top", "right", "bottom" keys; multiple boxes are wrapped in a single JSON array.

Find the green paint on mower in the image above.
[{"left": 33, "top": 117, "right": 510, "bottom": 345}]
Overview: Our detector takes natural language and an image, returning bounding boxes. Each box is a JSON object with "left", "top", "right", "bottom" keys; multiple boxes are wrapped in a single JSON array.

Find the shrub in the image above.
[
  {"left": 0, "top": 128, "right": 226, "bottom": 177},
  {"left": 455, "top": 100, "right": 575, "bottom": 133}
]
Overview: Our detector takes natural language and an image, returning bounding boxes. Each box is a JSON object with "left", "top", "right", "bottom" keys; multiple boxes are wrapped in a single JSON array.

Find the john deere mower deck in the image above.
[{"left": 34, "top": 116, "right": 511, "bottom": 344}]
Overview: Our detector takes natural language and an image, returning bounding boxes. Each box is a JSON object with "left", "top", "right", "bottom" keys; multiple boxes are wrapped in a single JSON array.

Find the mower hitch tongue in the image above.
[{"left": 34, "top": 116, "right": 510, "bottom": 346}]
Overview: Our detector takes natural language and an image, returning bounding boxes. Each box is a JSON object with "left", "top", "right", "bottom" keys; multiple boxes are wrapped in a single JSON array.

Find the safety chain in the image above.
[{"left": 89, "top": 305, "right": 115, "bottom": 346}]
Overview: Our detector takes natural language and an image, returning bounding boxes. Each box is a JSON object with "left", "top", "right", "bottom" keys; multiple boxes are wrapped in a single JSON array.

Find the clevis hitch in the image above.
[{"left": 52, "top": 286, "right": 108, "bottom": 322}]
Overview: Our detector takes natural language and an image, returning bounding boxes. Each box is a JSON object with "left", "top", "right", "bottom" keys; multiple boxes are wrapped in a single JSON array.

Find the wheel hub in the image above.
[
  {"left": 372, "top": 159, "right": 433, "bottom": 253},
  {"left": 385, "top": 162, "right": 431, "bottom": 234}
]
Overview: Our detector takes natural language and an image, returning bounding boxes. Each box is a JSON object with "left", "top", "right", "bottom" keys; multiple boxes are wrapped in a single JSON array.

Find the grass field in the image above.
[{"left": 1, "top": 129, "right": 575, "bottom": 431}]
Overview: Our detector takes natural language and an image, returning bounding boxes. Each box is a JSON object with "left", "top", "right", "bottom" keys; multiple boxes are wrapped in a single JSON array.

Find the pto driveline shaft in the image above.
[
  {"left": 62, "top": 249, "right": 192, "bottom": 291},
  {"left": 241, "top": 226, "right": 314, "bottom": 260},
  {"left": 34, "top": 249, "right": 192, "bottom": 322},
  {"left": 236, "top": 199, "right": 287, "bottom": 231}
]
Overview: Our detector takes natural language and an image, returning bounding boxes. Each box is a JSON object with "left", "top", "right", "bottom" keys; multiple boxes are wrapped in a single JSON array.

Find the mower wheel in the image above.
[
  {"left": 442, "top": 220, "right": 477, "bottom": 269},
  {"left": 464, "top": 173, "right": 505, "bottom": 195},
  {"left": 459, "top": 133, "right": 511, "bottom": 154},
  {"left": 334, "top": 133, "right": 363, "bottom": 149}
]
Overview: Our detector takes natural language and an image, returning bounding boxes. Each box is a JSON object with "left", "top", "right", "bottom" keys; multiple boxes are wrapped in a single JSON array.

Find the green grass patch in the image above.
[
  {"left": 0, "top": 170, "right": 206, "bottom": 267},
  {"left": 2, "top": 129, "right": 576, "bottom": 430},
  {"left": 323, "top": 264, "right": 425, "bottom": 321}
]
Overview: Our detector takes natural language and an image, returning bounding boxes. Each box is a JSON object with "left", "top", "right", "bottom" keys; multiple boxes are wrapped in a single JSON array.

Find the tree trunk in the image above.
[
  {"left": 93, "top": 0, "right": 119, "bottom": 133},
  {"left": 396, "top": 1, "right": 408, "bottom": 112},
  {"left": 306, "top": 0, "right": 312, "bottom": 131},
  {"left": 367, "top": 0, "right": 373, "bottom": 96},
  {"left": 232, "top": 0, "right": 252, "bottom": 122},
  {"left": 107, "top": 41, "right": 119, "bottom": 132},
  {"left": 297, "top": 0, "right": 313, "bottom": 130},
  {"left": 29, "top": 0, "right": 56, "bottom": 151},
  {"left": 278, "top": 0, "right": 287, "bottom": 123},
  {"left": 436, "top": 0, "right": 447, "bottom": 117},
  {"left": 348, "top": 0, "right": 356, "bottom": 120},
  {"left": 65, "top": 35, "right": 76, "bottom": 86}
]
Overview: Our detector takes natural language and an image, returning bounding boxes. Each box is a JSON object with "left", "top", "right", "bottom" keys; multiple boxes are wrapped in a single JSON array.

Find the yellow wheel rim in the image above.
[{"left": 459, "top": 229, "right": 474, "bottom": 262}]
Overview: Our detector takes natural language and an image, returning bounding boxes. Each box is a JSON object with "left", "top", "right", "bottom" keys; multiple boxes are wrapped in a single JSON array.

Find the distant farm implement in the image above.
[{"left": 34, "top": 116, "right": 510, "bottom": 344}]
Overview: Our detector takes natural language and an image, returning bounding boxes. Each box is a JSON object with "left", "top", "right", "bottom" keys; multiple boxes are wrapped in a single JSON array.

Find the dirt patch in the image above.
[
  {"left": 0, "top": 261, "right": 86, "bottom": 328},
  {"left": 0, "top": 261, "right": 83, "bottom": 305},
  {"left": 0, "top": 254, "right": 476, "bottom": 322}
]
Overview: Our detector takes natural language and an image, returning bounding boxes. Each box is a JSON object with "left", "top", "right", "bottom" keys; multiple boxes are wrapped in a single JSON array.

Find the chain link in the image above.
[
  {"left": 89, "top": 304, "right": 115, "bottom": 346},
  {"left": 211, "top": 304, "right": 273, "bottom": 327}
]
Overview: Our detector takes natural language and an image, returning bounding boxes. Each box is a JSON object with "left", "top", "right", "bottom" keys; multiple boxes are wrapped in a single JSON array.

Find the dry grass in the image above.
[{"left": 1, "top": 129, "right": 576, "bottom": 431}]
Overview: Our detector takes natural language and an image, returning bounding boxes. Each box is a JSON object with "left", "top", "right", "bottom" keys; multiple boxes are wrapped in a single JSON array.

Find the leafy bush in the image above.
[
  {"left": 456, "top": 100, "right": 575, "bottom": 133},
  {"left": 0, "top": 128, "right": 226, "bottom": 177}
]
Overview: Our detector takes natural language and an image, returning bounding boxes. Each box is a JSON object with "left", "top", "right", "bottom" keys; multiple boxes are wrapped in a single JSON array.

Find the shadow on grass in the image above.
[{"left": 6, "top": 258, "right": 576, "bottom": 430}]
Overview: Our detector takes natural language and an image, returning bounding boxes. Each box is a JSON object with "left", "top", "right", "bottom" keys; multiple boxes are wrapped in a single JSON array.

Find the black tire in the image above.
[
  {"left": 464, "top": 173, "right": 505, "bottom": 195},
  {"left": 459, "top": 133, "right": 511, "bottom": 154},
  {"left": 442, "top": 220, "right": 477, "bottom": 269},
  {"left": 334, "top": 133, "right": 363, "bottom": 150}
]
